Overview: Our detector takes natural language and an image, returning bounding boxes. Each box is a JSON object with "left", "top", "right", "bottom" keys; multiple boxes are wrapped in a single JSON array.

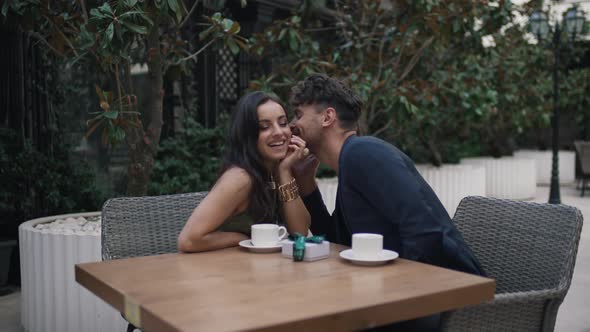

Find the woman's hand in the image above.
[{"left": 278, "top": 135, "right": 309, "bottom": 174}]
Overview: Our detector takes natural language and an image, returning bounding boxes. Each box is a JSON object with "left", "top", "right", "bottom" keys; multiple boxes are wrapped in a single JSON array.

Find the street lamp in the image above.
[{"left": 529, "top": 6, "right": 586, "bottom": 204}]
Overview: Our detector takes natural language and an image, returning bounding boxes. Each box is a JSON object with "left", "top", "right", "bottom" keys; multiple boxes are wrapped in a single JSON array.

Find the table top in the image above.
[{"left": 75, "top": 243, "right": 495, "bottom": 332}]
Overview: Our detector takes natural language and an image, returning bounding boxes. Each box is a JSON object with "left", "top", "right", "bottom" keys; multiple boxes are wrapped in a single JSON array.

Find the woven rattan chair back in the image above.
[
  {"left": 441, "top": 196, "right": 583, "bottom": 332},
  {"left": 452, "top": 196, "right": 582, "bottom": 294},
  {"left": 101, "top": 192, "right": 208, "bottom": 260}
]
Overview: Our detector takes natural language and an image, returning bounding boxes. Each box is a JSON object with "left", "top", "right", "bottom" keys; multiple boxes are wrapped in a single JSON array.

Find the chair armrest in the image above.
[
  {"left": 492, "top": 287, "right": 564, "bottom": 305},
  {"left": 441, "top": 287, "right": 567, "bottom": 331}
]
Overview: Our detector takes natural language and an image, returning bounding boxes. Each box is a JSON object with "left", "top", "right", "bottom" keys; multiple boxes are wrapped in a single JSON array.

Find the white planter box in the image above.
[
  {"left": 19, "top": 212, "right": 127, "bottom": 332},
  {"left": 514, "top": 149, "right": 576, "bottom": 185},
  {"left": 316, "top": 177, "right": 338, "bottom": 214},
  {"left": 461, "top": 156, "right": 537, "bottom": 200},
  {"left": 416, "top": 164, "right": 486, "bottom": 217},
  {"left": 315, "top": 164, "right": 486, "bottom": 218}
]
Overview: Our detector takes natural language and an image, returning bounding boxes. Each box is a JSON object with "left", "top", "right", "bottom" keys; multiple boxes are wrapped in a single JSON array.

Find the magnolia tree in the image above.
[{"left": 2, "top": 0, "right": 247, "bottom": 196}]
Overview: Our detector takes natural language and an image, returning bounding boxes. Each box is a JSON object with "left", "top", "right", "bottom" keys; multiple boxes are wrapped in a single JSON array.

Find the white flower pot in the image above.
[
  {"left": 416, "top": 164, "right": 486, "bottom": 217},
  {"left": 315, "top": 163, "right": 486, "bottom": 218},
  {"left": 19, "top": 212, "right": 127, "bottom": 332},
  {"left": 514, "top": 149, "right": 576, "bottom": 185},
  {"left": 461, "top": 156, "right": 537, "bottom": 200}
]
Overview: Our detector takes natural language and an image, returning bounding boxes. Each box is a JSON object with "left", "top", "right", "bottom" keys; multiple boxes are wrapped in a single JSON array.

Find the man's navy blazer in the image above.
[{"left": 303, "top": 135, "right": 485, "bottom": 276}]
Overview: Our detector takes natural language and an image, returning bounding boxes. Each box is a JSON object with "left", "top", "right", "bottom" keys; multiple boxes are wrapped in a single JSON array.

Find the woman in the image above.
[{"left": 177, "top": 91, "right": 311, "bottom": 252}]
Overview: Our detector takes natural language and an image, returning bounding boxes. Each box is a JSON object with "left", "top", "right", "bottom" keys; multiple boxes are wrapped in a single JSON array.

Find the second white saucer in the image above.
[
  {"left": 238, "top": 239, "right": 283, "bottom": 253},
  {"left": 339, "top": 249, "right": 399, "bottom": 266}
]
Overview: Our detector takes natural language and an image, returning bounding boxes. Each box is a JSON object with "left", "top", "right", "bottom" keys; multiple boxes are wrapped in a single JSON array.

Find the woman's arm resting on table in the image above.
[
  {"left": 278, "top": 168, "right": 311, "bottom": 235},
  {"left": 277, "top": 135, "right": 312, "bottom": 235},
  {"left": 177, "top": 168, "right": 251, "bottom": 253}
]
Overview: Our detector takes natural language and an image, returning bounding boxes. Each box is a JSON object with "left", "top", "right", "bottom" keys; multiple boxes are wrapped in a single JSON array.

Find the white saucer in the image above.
[
  {"left": 339, "top": 249, "right": 399, "bottom": 266},
  {"left": 238, "top": 240, "right": 283, "bottom": 253}
]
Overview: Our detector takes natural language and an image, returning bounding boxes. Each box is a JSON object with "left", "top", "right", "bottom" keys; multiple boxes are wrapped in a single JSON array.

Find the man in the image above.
[
  {"left": 289, "top": 74, "right": 484, "bottom": 330},
  {"left": 290, "top": 74, "right": 485, "bottom": 276}
]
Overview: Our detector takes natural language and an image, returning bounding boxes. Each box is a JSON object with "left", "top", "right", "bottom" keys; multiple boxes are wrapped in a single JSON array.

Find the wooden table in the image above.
[{"left": 76, "top": 244, "right": 494, "bottom": 332}]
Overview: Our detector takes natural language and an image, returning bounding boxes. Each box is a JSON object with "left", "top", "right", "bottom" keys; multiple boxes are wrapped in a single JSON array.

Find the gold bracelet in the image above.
[{"left": 278, "top": 178, "right": 299, "bottom": 202}]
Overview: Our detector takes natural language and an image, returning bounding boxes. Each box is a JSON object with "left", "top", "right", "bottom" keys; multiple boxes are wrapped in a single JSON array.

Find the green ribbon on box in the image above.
[{"left": 288, "top": 233, "right": 325, "bottom": 261}]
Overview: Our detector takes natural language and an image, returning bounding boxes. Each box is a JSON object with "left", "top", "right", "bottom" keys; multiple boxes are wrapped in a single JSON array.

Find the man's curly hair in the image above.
[{"left": 290, "top": 74, "right": 363, "bottom": 130}]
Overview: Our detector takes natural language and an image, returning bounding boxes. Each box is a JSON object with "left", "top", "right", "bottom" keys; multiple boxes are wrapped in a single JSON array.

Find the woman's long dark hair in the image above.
[{"left": 220, "top": 91, "right": 286, "bottom": 221}]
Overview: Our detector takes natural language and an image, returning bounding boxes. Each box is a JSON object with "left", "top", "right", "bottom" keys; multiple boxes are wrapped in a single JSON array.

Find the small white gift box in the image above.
[{"left": 281, "top": 240, "right": 330, "bottom": 261}]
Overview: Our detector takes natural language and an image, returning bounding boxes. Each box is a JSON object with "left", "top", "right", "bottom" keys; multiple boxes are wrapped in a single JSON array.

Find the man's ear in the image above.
[{"left": 322, "top": 107, "right": 337, "bottom": 128}]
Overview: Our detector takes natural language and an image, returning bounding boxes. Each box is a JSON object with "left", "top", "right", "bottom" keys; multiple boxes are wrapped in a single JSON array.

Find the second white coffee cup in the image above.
[
  {"left": 352, "top": 233, "right": 383, "bottom": 259},
  {"left": 251, "top": 224, "right": 288, "bottom": 247}
]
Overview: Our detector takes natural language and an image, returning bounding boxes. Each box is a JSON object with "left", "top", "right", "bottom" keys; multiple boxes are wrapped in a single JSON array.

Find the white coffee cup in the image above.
[
  {"left": 352, "top": 233, "right": 383, "bottom": 259},
  {"left": 251, "top": 224, "right": 288, "bottom": 247}
]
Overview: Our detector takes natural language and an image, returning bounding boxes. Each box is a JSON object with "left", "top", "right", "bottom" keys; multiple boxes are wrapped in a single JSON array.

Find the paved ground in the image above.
[
  {"left": 0, "top": 184, "right": 588, "bottom": 332},
  {"left": 0, "top": 286, "right": 21, "bottom": 332},
  {"left": 532, "top": 185, "right": 590, "bottom": 332}
]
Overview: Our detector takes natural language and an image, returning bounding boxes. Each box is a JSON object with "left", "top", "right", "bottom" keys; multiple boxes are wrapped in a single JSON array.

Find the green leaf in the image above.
[
  {"left": 80, "top": 25, "right": 94, "bottom": 50},
  {"left": 288, "top": 30, "right": 298, "bottom": 51},
  {"left": 89, "top": 8, "right": 104, "bottom": 19},
  {"left": 99, "top": 2, "right": 113, "bottom": 16},
  {"left": 312, "top": 41, "right": 319, "bottom": 52},
  {"left": 199, "top": 26, "right": 215, "bottom": 40},
  {"left": 167, "top": 0, "right": 182, "bottom": 23},
  {"left": 125, "top": 0, "right": 138, "bottom": 7},
  {"left": 278, "top": 29, "right": 286, "bottom": 41},
  {"left": 103, "top": 111, "right": 119, "bottom": 119},
  {"left": 106, "top": 23, "right": 114, "bottom": 41},
  {"left": 452, "top": 20, "right": 460, "bottom": 33},
  {"left": 119, "top": 10, "right": 148, "bottom": 19},
  {"left": 221, "top": 18, "right": 233, "bottom": 32},
  {"left": 2, "top": 2, "right": 10, "bottom": 17},
  {"left": 228, "top": 21, "right": 240, "bottom": 34},
  {"left": 154, "top": 0, "right": 165, "bottom": 9},
  {"left": 234, "top": 38, "right": 249, "bottom": 51},
  {"left": 227, "top": 38, "right": 239, "bottom": 54},
  {"left": 122, "top": 21, "right": 148, "bottom": 34}
]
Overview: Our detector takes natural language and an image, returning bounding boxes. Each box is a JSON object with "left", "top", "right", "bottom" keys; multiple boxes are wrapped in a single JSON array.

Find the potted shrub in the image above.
[
  {"left": 19, "top": 212, "right": 127, "bottom": 332},
  {"left": 455, "top": 23, "right": 551, "bottom": 200}
]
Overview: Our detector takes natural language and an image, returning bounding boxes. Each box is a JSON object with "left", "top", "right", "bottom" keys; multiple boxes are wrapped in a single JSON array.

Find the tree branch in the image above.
[
  {"left": 29, "top": 32, "right": 62, "bottom": 56},
  {"left": 179, "top": 0, "right": 200, "bottom": 29},
  {"left": 115, "top": 63, "right": 124, "bottom": 113},
  {"left": 170, "top": 38, "right": 216, "bottom": 66},
  {"left": 395, "top": 36, "right": 434, "bottom": 85},
  {"left": 44, "top": 15, "right": 80, "bottom": 57},
  {"left": 78, "top": 0, "right": 88, "bottom": 23},
  {"left": 372, "top": 118, "right": 392, "bottom": 137}
]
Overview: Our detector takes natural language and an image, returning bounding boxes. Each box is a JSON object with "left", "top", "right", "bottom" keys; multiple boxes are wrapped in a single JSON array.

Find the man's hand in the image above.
[{"left": 291, "top": 141, "right": 320, "bottom": 196}]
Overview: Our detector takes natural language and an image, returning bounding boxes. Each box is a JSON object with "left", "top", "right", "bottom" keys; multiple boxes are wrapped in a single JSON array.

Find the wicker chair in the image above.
[
  {"left": 101, "top": 192, "right": 208, "bottom": 332},
  {"left": 101, "top": 191, "right": 208, "bottom": 260},
  {"left": 574, "top": 141, "right": 590, "bottom": 197},
  {"left": 441, "top": 196, "right": 583, "bottom": 332}
]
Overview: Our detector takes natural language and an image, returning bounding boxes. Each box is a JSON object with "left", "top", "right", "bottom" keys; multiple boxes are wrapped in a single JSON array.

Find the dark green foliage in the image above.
[
  {"left": 0, "top": 129, "right": 106, "bottom": 227},
  {"left": 148, "top": 116, "right": 228, "bottom": 195},
  {"left": 249, "top": 0, "right": 587, "bottom": 165}
]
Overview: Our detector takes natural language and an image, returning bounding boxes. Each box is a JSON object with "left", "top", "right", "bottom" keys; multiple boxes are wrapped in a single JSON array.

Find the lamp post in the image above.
[{"left": 529, "top": 6, "right": 586, "bottom": 204}]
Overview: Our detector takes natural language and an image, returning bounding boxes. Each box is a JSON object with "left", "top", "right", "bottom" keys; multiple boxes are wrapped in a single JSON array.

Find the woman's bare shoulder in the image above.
[{"left": 215, "top": 166, "right": 253, "bottom": 193}]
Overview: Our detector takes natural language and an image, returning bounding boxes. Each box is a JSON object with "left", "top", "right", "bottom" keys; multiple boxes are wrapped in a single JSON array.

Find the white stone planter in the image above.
[
  {"left": 416, "top": 164, "right": 486, "bottom": 217},
  {"left": 514, "top": 149, "right": 576, "bottom": 185},
  {"left": 315, "top": 164, "right": 487, "bottom": 218},
  {"left": 316, "top": 177, "right": 339, "bottom": 214},
  {"left": 19, "top": 212, "right": 127, "bottom": 332},
  {"left": 461, "top": 156, "right": 537, "bottom": 200}
]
